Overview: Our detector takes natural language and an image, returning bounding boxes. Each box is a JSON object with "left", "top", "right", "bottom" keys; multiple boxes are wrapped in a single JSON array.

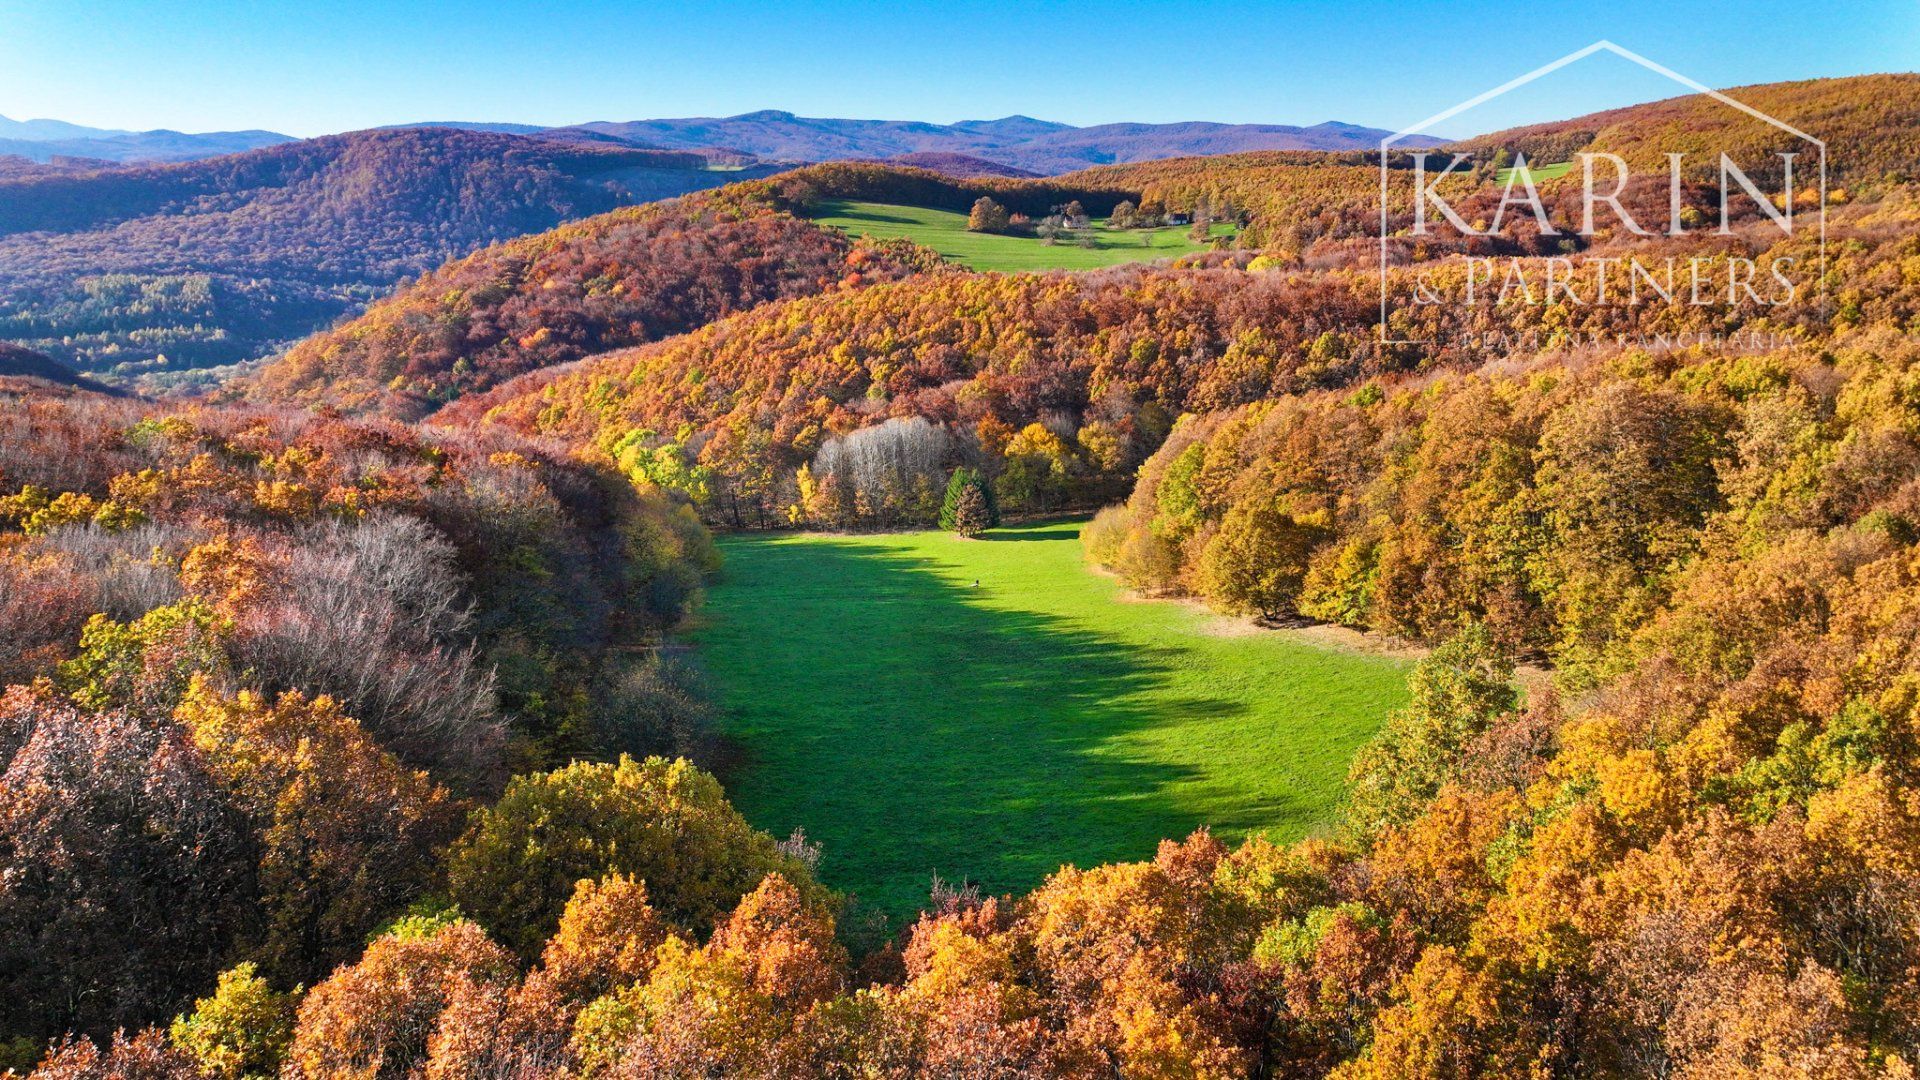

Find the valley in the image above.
[
  {"left": 693, "top": 520, "right": 1408, "bottom": 919},
  {"left": 5, "top": 55, "right": 1920, "bottom": 1078}
]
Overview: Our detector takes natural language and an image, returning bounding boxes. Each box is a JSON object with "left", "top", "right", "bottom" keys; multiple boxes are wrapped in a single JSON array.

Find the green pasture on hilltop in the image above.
[
  {"left": 811, "top": 199, "right": 1232, "bottom": 271},
  {"left": 691, "top": 519, "right": 1411, "bottom": 921},
  {"left": 1496, "top": 159, "right": 1574, "bottom": 185}
]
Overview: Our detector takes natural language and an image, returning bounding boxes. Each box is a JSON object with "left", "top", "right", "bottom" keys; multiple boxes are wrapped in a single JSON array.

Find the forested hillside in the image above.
[
  {"left": 0, "top": 388, "right": 721, "bottom": 1050},
  {"left": 9, "top": 72, "right": 1920, "bottom": 1079},
  {"left": 242, "top": 196, "right": 939, "bottom": 418},
  {"left": 239, "top": 160, "right": 1142, "bottom": 420},
  {"left": 0, "top": 343, "right": 119, "bottom": 397},
  {"left": 1058, "top": 73, "right": 1920, "bottom": 253},
  {"left": 448, "top": 174, "right": 1884, "bottom": 528},
  {"left": 0, "top": 128, "right": 776, "bottom": 384},
  {"left": 1450, "top": 73, "right": 1920, "bottom": 183}
]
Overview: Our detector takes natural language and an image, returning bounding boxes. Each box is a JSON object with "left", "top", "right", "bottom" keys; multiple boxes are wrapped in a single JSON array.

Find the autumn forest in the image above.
[{"left": 3, "top": 53, "right": 1920, "bottom": 1080}]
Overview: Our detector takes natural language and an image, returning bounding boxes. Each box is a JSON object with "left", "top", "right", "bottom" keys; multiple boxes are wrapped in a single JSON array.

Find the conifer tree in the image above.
[
  {"left": 950, "top": 483, "right": 991, "bottom": 538},
  {"left": 939, "top": 468, "right": 998, "bottom": 536}
]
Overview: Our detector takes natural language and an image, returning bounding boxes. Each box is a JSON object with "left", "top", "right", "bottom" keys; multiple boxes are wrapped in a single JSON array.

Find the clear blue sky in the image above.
[{"left": 1, "top": 0, "right": 1914, "bottom": 138}]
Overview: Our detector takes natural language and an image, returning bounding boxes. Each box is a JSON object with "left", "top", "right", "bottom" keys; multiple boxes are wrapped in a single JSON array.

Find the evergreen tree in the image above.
[
  {"left": 951, "top": 483, "right": 992, "bottom": 538},
  {"left": 939, "top": 468, "right": 998, "bottom": 535}
]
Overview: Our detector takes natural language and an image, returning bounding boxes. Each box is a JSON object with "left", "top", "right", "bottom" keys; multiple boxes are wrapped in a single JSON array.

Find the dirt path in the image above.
[{"left": 1112, "top": 580, "right": 1557, "bottom": 696}]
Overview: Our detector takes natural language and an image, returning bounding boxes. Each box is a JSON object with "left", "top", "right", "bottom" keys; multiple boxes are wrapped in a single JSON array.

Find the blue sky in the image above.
[{"left": 1, "top": 0, "right": 1915, "bottom": 137}]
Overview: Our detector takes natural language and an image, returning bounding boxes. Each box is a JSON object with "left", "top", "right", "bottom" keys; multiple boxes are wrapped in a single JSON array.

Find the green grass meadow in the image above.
[
  {"left": 1495, "top": 160, "right": 1574, "bottom": 185},
  {"left": 812, "top": 199, "right": 1231, "bottom": 272},
  {"left": 690, "top": 520, "right": 1411, "bottom": 920}
]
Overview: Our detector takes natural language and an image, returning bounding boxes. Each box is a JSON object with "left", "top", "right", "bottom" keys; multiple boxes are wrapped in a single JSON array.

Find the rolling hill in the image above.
[
  {"left": 0, "top": 109, "right": 1432, "bottom": 387},
  {"left": 425, "top": 73, "right": 1920, "bottom": 530},
  {"left": 241, "top": 192, "right": 935, "bottom": 418},
  {"left": 1452, "top": 72, "right": 1920, "bottom": 184},
  {"left": 0, "top": 341, "right": 120, "bottom": 397},
  {"left": 882, "top": 151, "right": 1040, "bottom": 178},
  {"left": 240, "top": 160, "right": 1208, "bottom": 418},
  {"left": 0, "top": 127, "right": 784, "bottom": 384},
  {"left": 17, "top": 73, "right": 1919, "bottom": 400},
  {"left": 250, "top": 65, "right": 1915, "bottom": 426}
]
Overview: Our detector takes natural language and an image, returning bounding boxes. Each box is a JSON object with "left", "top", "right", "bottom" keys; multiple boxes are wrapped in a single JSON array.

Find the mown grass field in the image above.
[
  {"left": 691, "top": 520, "right": 1411, "bottom": 921},
  {"left": 811, "top": 199, "right": 1232, "bottom": 272},
  {"left": 1496, "top": 160, "right": 1574, "bottom": 185}
]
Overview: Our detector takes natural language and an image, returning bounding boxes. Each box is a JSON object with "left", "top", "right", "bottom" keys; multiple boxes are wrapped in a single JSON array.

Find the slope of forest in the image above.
[
  {"left": 881, "top": 151, "right": 1041, "bottom": 178},
  {"left": 1058, "top": 150, "right": 1384, "bottom": 251},
  {"left": 254, "top": 126, "right": 1823, "bottom": 431},
  {"left": 0, "top": 128, "right": 779, "bottom": 382},
  {"left": 1451, "top": 72, "right": 1920, "bottom": 183},
  {"left": 0, "top": 388, "right": 723, "bottom": 1047},
  {"left": 240, "top": 194, "right": 939, "bottom": 418},
  {"left": 1055, "top": 73, "right": 1920, "bottom": 252},
  {"left": 239, "top": 161, "right": 1148, "bottom": 419},
  {"left": 0, "top": 342, "right": 120, "bottom": 397},
  {"left": 447, "top": 169, "right": 1892, "bottom": 528}
]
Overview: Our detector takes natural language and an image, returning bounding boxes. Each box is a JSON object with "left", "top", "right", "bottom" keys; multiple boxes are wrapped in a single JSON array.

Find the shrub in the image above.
[
  {"left": 591, "top": 656, "right": 720, "bottom": 766},
  {"left": 25, "top": 1030, "right": 199, "bottom": 1080},
  {"left": 444, "top": 756, "right": 823, "bottom": 955},
  {"left": 1345, "top": 625, "right": 1520, "bottom": 838},
  {"left": 175, "top": 681, "right": 462, "bottom": 979},
  {"left": 168, "top": 963, "right": 298, "bottom": 1080},
  {"left": 229, "top": 519, "right": 505, "bottom": 785},
  {"left": 0, "top": 690, "right": 255, "bottom": 1041},
  {"left": 1192, "top": 502, "right": 1327, "bottom": 619},
  {"left": 56, "top": 600, "right": 226, "bottom": 717},
  {"left": 284, "top": 921, "right": 517, "bottom": 1080},
  {"left": 1081, "top": 503, "right": 1132, "bottom": 569}
]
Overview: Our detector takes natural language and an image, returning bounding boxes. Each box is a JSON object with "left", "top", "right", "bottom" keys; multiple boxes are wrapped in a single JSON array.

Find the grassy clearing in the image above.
[
  {"left": 1496, "top": 160, "right": 1573, "bottom": 185},
  {"left": 811, "top": 199, "right": 1232, "bottom": 272},
  {"left": 691, "top": 519, "right": 1410, "bottom": 921}
]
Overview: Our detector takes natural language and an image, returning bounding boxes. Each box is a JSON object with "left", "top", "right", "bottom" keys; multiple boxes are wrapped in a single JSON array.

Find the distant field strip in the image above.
[
  {"left": 692, "top": 520, "right": 1410, "bottom": 920},
  {"left": 1495, "top": 160, "right": 1574, "bottom": 185},
  {"left": 811, "top": 199, "right": 1231, "bottom": 272}
]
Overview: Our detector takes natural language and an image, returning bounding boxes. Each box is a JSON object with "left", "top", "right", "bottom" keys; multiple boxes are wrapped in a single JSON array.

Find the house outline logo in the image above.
[{"left": 1375, "top": 39, "right": 1828, "bottom": 345}]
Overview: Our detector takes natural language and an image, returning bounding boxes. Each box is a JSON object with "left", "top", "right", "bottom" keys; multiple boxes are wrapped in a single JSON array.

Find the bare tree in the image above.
[
  {"left": 37, "top": 521, "right": 193, "bottom": 618},
  {"left": 231, "top": 514, "right": 504, "bottom": 786},
  {"left": 812, "top": 416, "right": 954, "bottom": 527}
]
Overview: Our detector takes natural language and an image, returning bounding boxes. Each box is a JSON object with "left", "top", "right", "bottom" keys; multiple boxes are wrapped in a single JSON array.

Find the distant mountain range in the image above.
[
  {"left": 0, "top": 107, "right": 1436, "bottom": 385},
  {"left": 5, "top": 110, "right": 1434, "bottom": 171},
  {"left": 0, "top": 114, "right": 294, "bottom": 164},
  {"left": 528, "top": 111, "right": 1437, "bottom": 173}
]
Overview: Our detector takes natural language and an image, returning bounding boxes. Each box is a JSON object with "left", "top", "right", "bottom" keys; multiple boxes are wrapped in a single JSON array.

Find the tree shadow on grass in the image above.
[
  {"left": 976, "top": 524, "right": 1083, "bottom": 542},
  {"left": 830, "top": 206, "right": 926, "bottom": 227},
  {"left": 696, "top": 533, "right": 1319, "bottom": 923}
]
